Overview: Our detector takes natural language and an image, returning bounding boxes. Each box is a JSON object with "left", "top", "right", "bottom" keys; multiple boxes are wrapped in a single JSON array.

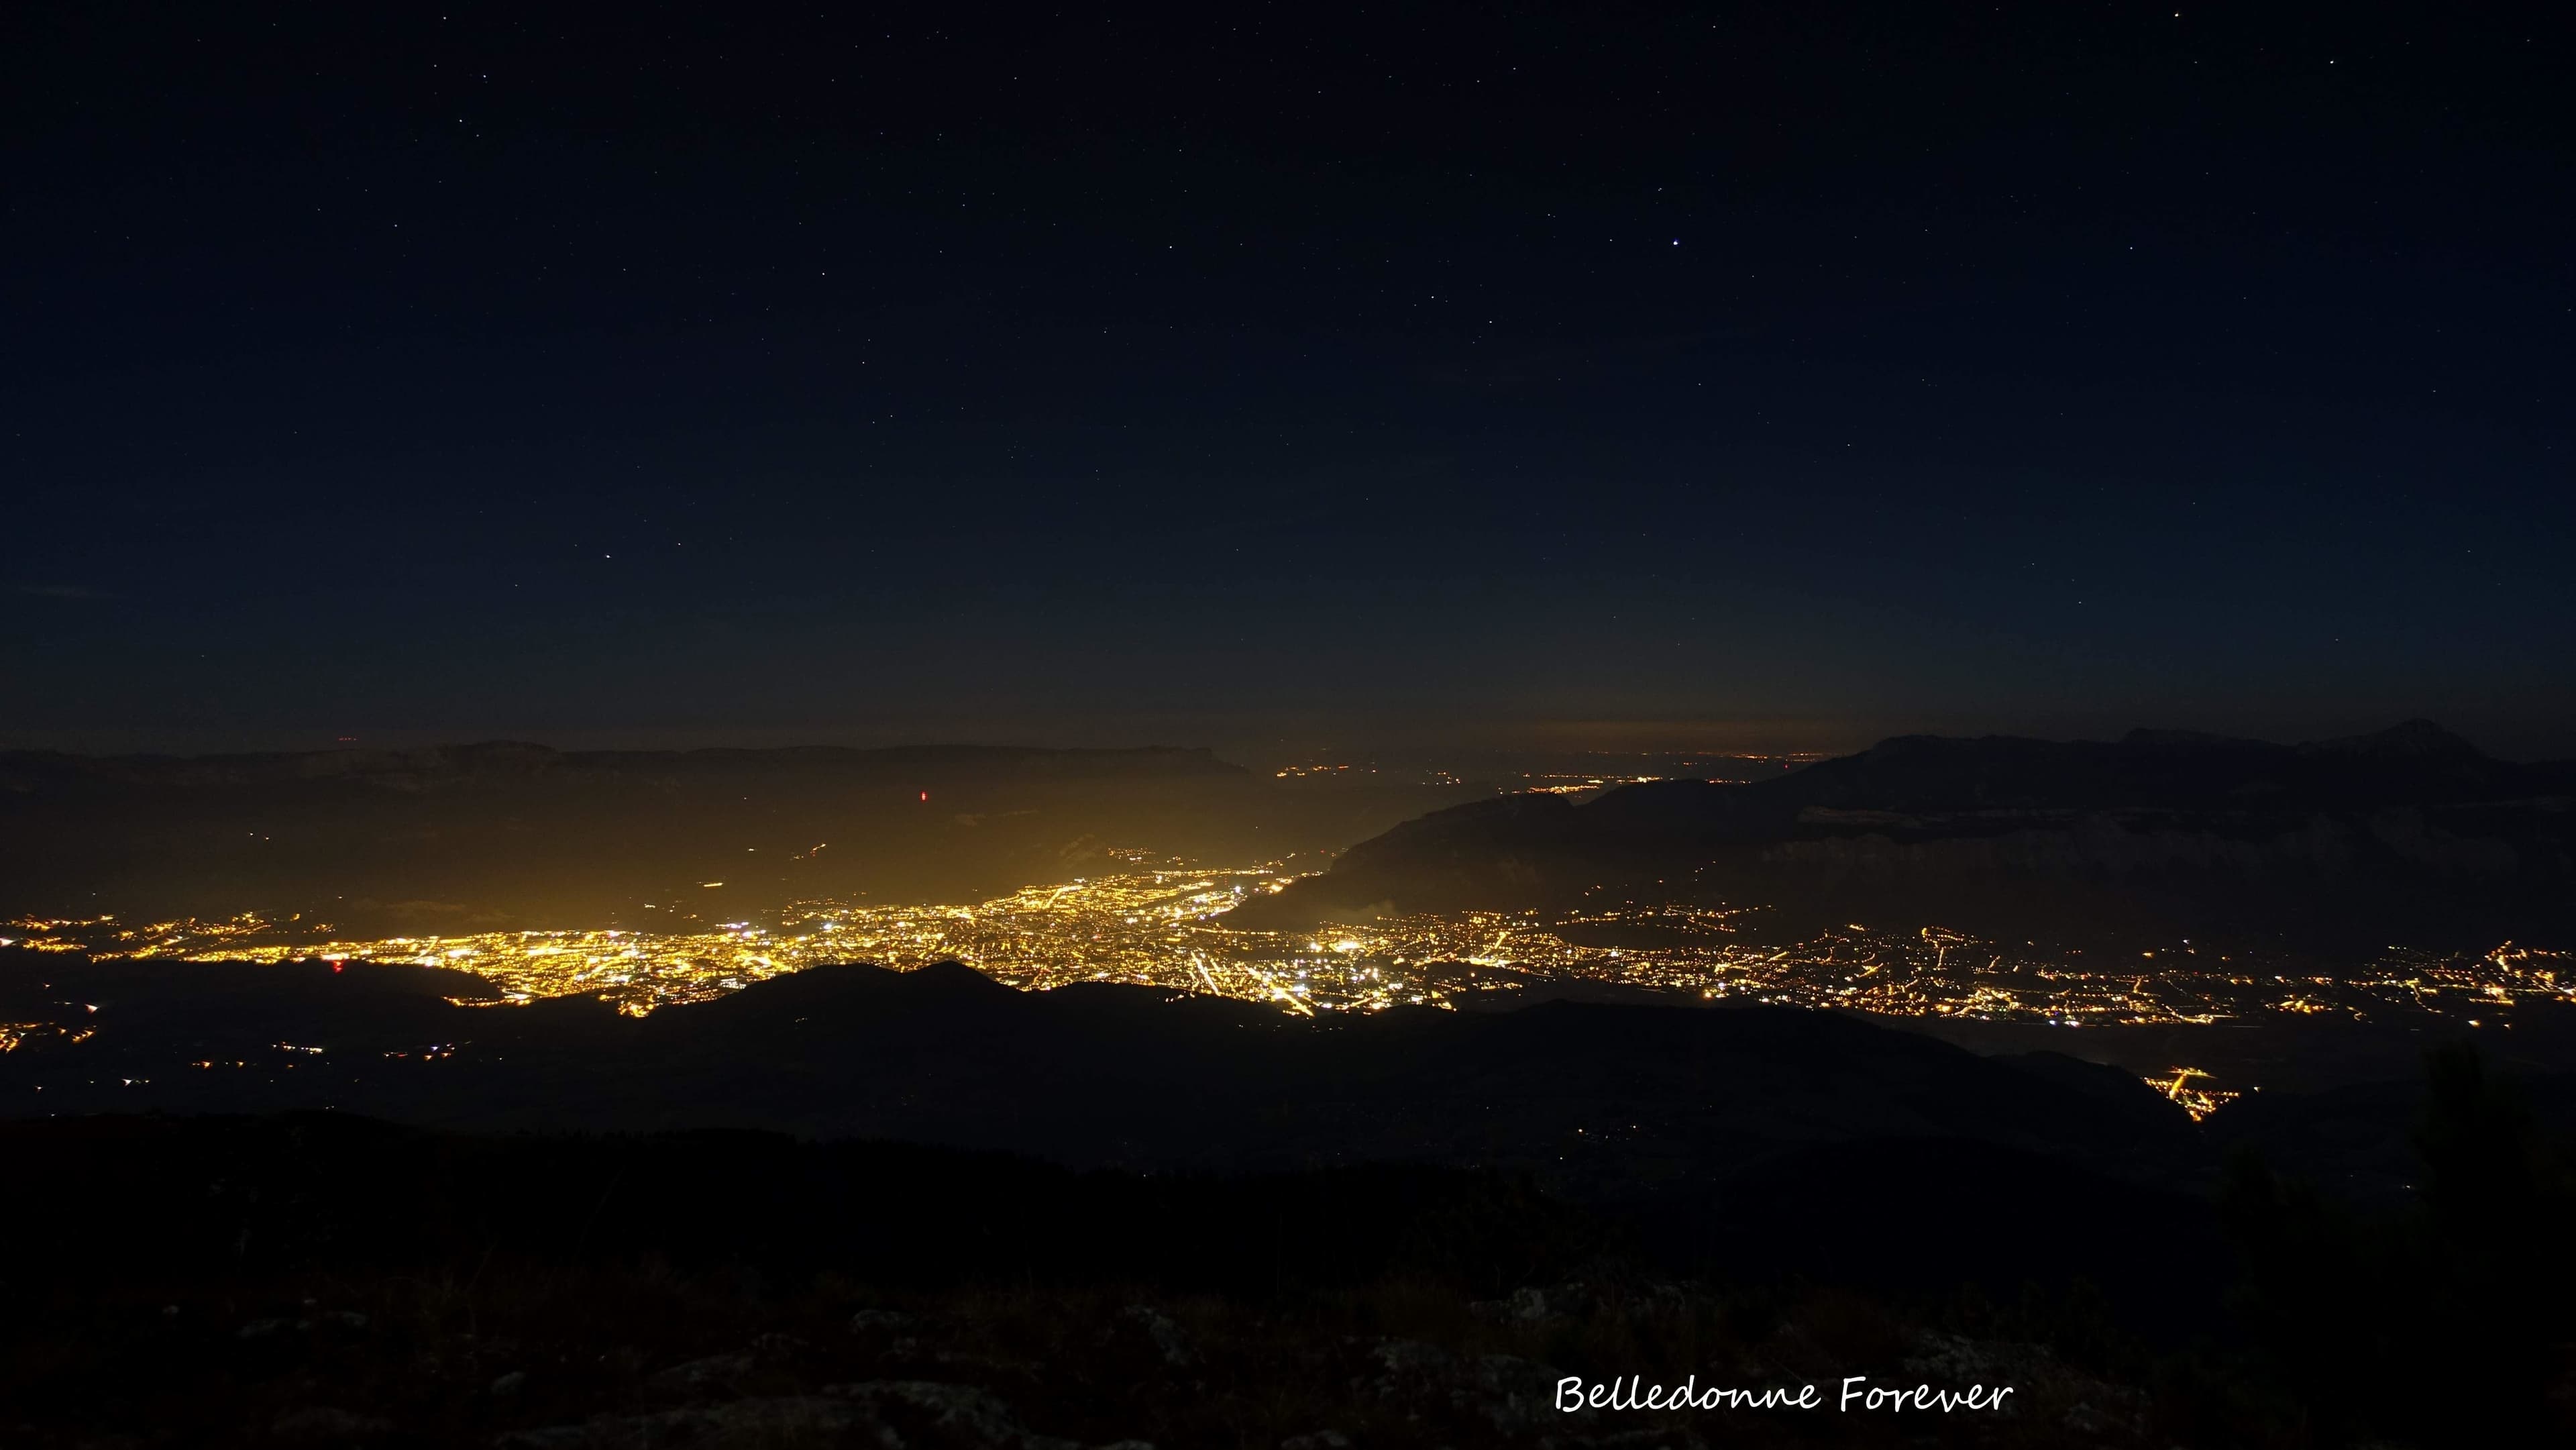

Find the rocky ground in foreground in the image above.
[
  {"left": 13, "top": 1265, "right": 2184, "bottom": 1450},
  {"left": 11, "top": 1037, "right": 2574, "bottom": 1448}
]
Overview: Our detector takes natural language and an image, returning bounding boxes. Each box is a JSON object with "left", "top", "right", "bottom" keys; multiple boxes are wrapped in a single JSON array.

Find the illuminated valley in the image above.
[{"left": 11, "top": 862, "right": 2567, "bottom": 1121}]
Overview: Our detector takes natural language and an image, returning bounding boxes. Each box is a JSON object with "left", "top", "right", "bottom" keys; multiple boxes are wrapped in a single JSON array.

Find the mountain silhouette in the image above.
[
  {"left": 0, "top": 741, "right": 1461, "bottom": 931},
  {"left": 1230, "top": 722, "right": 2576, "bottom": 953},
  {"left": 1, "top": 949, "right": 2206, "bottom": 1203}
]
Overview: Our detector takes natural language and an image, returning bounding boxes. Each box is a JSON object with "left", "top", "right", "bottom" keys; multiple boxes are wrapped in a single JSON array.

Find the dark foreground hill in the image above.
[
  {"left": 3, "top": 949, "right": 2247, "bottom": 1327},
  {"left": 8, "top": 955, "right": 2575, "bottom": 1444},
  {"left": 0, "top": 954, "right": 2235, "bottom": 1446},
  {"left": 1230, "top": 721, "right": 2576, "bottom": 955},
  {"left": 3, "top": 955, "right": 2206, "bottom": 1212},
  {"left": 5, "top": 1058, "right": 2573, "bottom": 1447},
  {"left": 0, "top": 1116, "right": 2211, "bottom": 1450}
]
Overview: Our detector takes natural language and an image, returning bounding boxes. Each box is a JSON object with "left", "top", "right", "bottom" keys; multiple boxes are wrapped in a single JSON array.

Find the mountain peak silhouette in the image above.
[
  {"left": 1237, "top": 720, "right": 2573, "bottom": 949},
  {"left": 2302, "top": 719, "right": 2484, "bottom": 760}
]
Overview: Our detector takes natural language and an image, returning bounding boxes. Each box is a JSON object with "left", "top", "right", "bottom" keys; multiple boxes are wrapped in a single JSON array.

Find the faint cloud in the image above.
[{"left": 15, "top": 584, "right": 116, "bottom": 601}]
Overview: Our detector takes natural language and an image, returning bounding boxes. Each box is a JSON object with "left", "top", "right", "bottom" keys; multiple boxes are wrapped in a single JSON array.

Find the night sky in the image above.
[{"left": 6, "top": 3, "right": 2570, "bottom": 759}]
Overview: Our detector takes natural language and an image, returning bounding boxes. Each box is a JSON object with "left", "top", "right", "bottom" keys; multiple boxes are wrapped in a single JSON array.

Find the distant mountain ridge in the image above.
[
  {"left": 1231, "top": 721, "right": 2576, "bottom": 953},
  {"left": 0, "top": 741, "right": 1242, "bottom": 794},
  {"left": 0, "top": 740, "right": 1445, "bottom": 932}
]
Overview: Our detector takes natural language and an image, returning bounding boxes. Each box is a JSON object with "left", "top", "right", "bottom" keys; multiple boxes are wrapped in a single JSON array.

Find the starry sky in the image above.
[{"left": 5, "top": 3, "right": 2571, "bottom": 760}]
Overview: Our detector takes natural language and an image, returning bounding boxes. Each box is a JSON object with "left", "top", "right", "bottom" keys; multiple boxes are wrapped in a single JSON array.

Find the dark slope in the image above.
[
  {"left": 2206, "top": 1065, "right": 2576, "bottom": 1208},
  {"left": 0, "top": 1114, "right": 2233, "bottom": 1445},
  {"left": 1234, "top": 721, "right": 2576, "bottom": 952},
  {"left": 1, "top": 954, "right": 2206, "bottom": 1202},
  {"left": 0, "top": 949, "right": 2263, "bottom": 1383},
  {"left": 0, "top": 952, "right": 622, "bottom": 1068}
]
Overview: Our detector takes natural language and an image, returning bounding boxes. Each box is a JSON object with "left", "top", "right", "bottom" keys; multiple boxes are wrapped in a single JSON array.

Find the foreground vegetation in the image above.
[{"left": 3, "top": 1045, "right": 2567, "bottom": 1447}]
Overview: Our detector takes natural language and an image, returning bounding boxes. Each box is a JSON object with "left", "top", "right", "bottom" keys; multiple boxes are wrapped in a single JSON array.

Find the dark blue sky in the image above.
[{"left": 6, "top": 3, "right": 2571, "bottom": 758}]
